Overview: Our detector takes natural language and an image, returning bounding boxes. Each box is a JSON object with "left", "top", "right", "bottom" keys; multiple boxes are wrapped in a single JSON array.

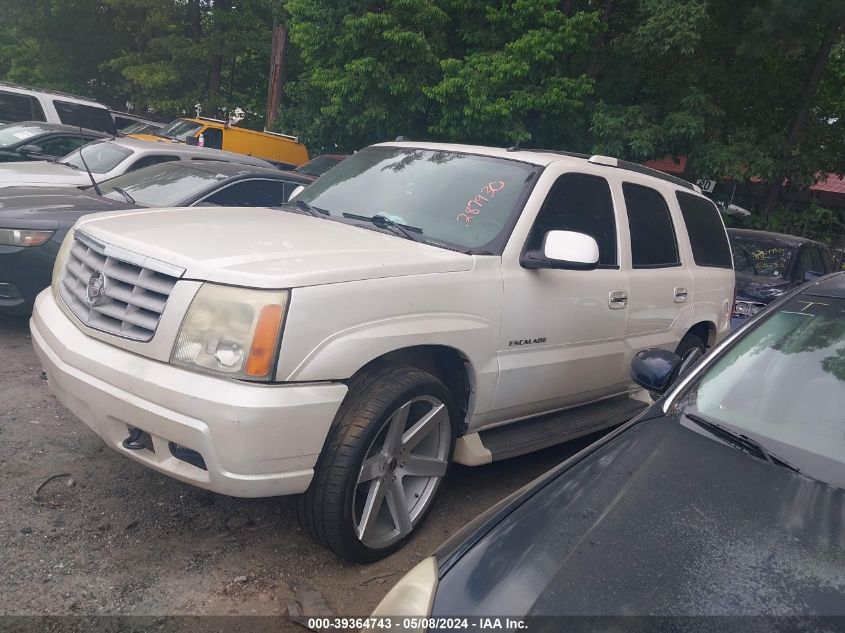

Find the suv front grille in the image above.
[{"left": 59, "top": 231, "right": 184, "bottom": 341}]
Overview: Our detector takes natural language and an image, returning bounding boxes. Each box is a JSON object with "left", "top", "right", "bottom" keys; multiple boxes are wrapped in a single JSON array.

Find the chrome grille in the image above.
[{"left": 59, "top": 231, "right": 184, "bottom": 341}]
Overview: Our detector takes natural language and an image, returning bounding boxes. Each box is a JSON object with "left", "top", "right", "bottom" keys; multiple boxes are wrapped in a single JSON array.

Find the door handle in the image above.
[
  {"left": 609, "top": 290, "right": 628, "bottom": 309},
  {"left": 674, "top": 287, "right": 689, "bottom": 303}
]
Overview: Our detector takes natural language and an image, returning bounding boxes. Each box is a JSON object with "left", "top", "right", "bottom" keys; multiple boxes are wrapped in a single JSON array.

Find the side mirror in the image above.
[
  {"left": 288, "top": 185, "right": 305, "bottom": 201},
  {"left": 185, "top": 136, "right": 199, "bottom": 146},
  {"left": 631, "top": 348, "right": 683, "bottom": 395},
  {"left": 803, "top": 271, "right": 824, "bottom": 282},
  {"left": 18, "top": 144, "right": 43, "bottom": 156},
  {"left": 521, "top": 230, "right": 600, "bottom": 270}
]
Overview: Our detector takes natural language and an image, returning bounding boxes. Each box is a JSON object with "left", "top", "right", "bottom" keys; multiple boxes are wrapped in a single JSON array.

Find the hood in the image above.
[
  {"left": 0, "top": 186, "right": 135, "bottom": 229},
  {"left": 76, "top": 206, "right": 474, "bottom": 288},
  {"left": 0, "top": 161, "right": 91, "bottom": 188},
  {"left": 434, "top": 416, "right": 845, "bottom": 617},
  {"left": 735, "top": 270, "right": 791, "bottom": 303}
]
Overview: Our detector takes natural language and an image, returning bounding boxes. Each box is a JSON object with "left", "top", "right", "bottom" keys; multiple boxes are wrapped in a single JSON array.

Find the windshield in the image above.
[
  {"left": 0, "top": 123, "right": 51, "bottom": 148},
  {"left": 60, "top": 141, "right": 133, "bottom": 174},
  {"left": 155, "top": 119, "right": 202, "bottom": 141},
  {"left": 677, "top": 295, "right": 845, "bottom": 488},
  {"left": 296, "top": 146, "right": 538, "bottom": 251},
  {"left": 98, "top": 162, "right": 223, "bottom": 207},
  {"left": 730, "top": 237, "right": 793, "bottom": 278}
]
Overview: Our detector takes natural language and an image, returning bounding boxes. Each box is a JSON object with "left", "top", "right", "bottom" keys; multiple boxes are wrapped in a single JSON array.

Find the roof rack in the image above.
[
  {"left": 588, "top": 155, "right": 700, "bottom": 192},
  {"left": 510, "top": 147, "right": 700, "bottom": 193},
  {"left": 0, "top": 81, "right": 105, "bottom": 105},
  {"left": 507, "top": 147, "right": 593, "bottom": 160}
]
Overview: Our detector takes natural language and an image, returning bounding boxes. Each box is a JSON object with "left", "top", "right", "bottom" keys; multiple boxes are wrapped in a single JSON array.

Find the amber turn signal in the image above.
[{"left": 246, "top": 304, "right": 284, "bottom": 377}]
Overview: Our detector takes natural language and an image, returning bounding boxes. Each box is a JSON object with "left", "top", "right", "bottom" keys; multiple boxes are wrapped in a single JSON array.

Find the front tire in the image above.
[{"left": 296, "top": 363, "right": 456, "bottom": 562}]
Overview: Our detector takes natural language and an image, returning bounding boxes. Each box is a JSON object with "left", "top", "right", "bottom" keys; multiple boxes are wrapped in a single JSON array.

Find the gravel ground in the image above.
[{"left": 0, "top": 313, "right": 607, "bottom": 622}]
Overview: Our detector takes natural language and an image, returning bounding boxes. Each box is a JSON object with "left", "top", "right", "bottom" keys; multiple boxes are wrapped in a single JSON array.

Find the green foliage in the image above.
[
  {"left": 0, "top": 0, "right": 843, "bottom": 254},
  {"left": 426, "top": 2, "right": 597, "bottom": 147}
]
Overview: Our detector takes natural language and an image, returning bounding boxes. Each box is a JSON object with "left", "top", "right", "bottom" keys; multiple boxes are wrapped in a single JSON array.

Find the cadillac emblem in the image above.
[{"left": 86, "top": 272, "right": 108, "bottom": 307}]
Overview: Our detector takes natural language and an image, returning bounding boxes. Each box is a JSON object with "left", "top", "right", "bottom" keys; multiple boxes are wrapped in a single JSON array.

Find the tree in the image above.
[
  {"left": 279, "top": 0, "right": 450, "bottom": 152},
  {"left": 425, "top": 0, "right": 598, "bottom": 147}
]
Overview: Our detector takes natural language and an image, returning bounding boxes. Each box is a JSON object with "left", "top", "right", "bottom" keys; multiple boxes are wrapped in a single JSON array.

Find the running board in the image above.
[{"left": 478, "top": 395, "right": 648, "bottom": 461}]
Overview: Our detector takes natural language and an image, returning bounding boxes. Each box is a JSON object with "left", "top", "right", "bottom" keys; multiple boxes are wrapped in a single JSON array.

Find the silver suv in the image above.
[{"left": 0, "top": 82, "right": 115, "bottom": 135}]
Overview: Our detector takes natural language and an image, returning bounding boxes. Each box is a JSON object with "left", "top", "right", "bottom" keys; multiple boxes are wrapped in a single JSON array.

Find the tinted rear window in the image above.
[
  {"left": 0, "top": 91, "right": 44, "bottom": 124},
  {"left": 53, "top": 100, "right": 116, "bottom": 134},
  {"left": 676, "top": 192, "right": 733, "bottom": 268},
  {"left": 623, "top": 182, "right": 679, "bottom": 268}
]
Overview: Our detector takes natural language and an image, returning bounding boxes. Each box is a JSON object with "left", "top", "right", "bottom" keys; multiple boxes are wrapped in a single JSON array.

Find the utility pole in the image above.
[{"left": 266, "top": 19, "right": 287, "bottom": 130}]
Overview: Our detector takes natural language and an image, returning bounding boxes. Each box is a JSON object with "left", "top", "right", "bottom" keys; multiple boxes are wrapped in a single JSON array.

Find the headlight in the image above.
[
  {"left": 733, "top": 301, "right": 752, "bottom": 317},
  {"left": 0, "top": 228, "right": 54, "bottom": 247},
  {"left": 52, "top": 230, "right": 75, "bottom": 299},
  {"left": 732, "top": 300, "right": 763, "bottom": 318},
  {"left": 171, "top": 284, "right": 288, "bottom": 381},
  {"left": 370, "top": 557, "right": 438, "bottom": 624}
]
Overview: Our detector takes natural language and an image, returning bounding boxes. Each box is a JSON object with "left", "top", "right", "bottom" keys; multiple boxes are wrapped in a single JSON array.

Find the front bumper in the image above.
[
  {"left": 31, "top": 289, "right": 348, "bottom": 497},
  {"left": 0, "top": 240, "right": 59, "bottom": 315}
]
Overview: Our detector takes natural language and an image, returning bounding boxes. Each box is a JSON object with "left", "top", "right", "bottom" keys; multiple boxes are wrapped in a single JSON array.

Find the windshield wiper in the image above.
[
  {"left": 111, "top": 187, "right": 136, "bottom": 205},
  {"left": 684, "top": 412, "right": 799, "bottom": 472},
  {"left": 279, "top": 200, "right": 329, "bottom": 217},
  {"left": 341, "top": 213, "right": 425, "bottom": 243}
]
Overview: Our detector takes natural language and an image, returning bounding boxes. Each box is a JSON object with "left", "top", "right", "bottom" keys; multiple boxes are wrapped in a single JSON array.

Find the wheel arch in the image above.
[
  {"left": 685, "top": 320, "right": 717, "bottom": 348},
  {"left": 350, "top": 345, "right": 475, "bottom": 435}
]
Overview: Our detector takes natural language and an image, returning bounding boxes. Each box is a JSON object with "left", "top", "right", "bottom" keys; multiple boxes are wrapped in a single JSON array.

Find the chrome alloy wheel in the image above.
[{"left": 352, "top": 395, "right": 451, "bottom": 549}]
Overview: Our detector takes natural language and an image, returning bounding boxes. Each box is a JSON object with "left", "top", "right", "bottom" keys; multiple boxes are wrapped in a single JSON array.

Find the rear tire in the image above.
[{"left": 296, "top": 363, "right": 456, "bottom": 563}]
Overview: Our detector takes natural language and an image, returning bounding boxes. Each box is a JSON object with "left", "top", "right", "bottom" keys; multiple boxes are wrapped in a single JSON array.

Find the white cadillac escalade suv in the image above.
[{"left": 31, "top": 142, "right": 734, "bottom": 561}]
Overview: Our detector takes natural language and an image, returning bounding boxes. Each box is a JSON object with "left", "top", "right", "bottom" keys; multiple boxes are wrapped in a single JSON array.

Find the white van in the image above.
[
  {"left": 0, "top": 82, "right": 115, "bottom": 135},
  {"left": 31, "top": 142, "right": 735, "bottom": 561}
]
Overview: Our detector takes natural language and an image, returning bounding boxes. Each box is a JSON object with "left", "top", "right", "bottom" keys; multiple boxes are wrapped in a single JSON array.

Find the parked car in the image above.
[
  {"left": 0, "top": 82, "right": 116, "bottom": 135},
  {"left": 294, "top": 154, "right": 348, "bottom": 178},
  {"left": 109, "top": 110, "right": 165, "bottom": 136},
  {"left": 374, "top": 272, "right": 845, "bottom": 619},
  {"left": 30, "top": 142, "right": 734, "bottom": 562},
  {"left": 0, "top": 136, "right": 275, "bottom": 189},
  {"left": 129, "top": 116, "right": 309, "bottom": 169},
  {"left": 729, "top": 228, "right": 833, "bottom": 328},
  {"left": 0, "top": 160, "right": 311, "bottom": 315},
  {"left": 0, "top": 121, "right": 109, "bottom": 163}
]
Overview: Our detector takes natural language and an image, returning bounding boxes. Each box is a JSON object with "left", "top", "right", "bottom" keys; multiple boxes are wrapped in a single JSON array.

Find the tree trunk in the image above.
[
  {"left": 762, "top": 19, "right": 844, "bottom": 223},
  {"left": 186, "top": 0, "right": 202, "bottom": 43},
  {"left": 265, "top": 21, "right": 288, "bottom": 129},
  {"left": 208, "top": 0, "right": 229, "bottom": 95},
  {"left": 586, "top": 0, "right": 614, "bottom": 79}
]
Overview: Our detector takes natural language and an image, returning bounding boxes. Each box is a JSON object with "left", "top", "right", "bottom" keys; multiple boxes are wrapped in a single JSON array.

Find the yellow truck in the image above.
[{"left": 129, "top": 116, "right": 308, "bottom": 168}]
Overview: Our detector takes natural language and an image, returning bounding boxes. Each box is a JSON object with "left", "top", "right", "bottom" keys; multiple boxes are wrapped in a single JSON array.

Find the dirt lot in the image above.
[{"left": 0, "top": 313, "right": 606, "bottom": 621}]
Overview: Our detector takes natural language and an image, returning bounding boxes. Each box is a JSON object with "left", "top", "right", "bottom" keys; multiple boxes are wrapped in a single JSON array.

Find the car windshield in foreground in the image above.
[
  {"left": 730, "top": 238, "right": 793, "bottom": 278},
  {"left": 98, "top": 162, "right": 224, "bottom": 207},
  {"left": 0, "top": 123, "right": 51, "bottom": 148},
  {"left": 295, "top": 146, "right": 539, "bottom": 252},
  {"left": 676, "top": 295, "right": 845, "bottom": 488},
  {"left": 155, "top": 119, "right": 202, "bottom": 141},
  {"left": 60, "top": 141, "right": 132, "bottom": 174}
]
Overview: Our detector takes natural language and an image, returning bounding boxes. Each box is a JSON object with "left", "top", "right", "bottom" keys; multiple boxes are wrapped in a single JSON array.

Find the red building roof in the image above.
[
  {"left": 810, "top": 174, "right": 845, "bottom": 194},
  {"left": 641, "top": 156, "right": 687, "bottom": 175}
]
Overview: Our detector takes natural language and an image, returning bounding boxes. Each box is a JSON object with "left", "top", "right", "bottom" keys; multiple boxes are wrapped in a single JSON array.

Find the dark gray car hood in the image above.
[
  {"left": 432, "top": 417, "right": 845, "bottom": 617},
  {"left": 735, "top": 271, "right": 792, "bottom": 303},
  {"left": 0, "top": 186, "right": 137, "bottom": 229}
]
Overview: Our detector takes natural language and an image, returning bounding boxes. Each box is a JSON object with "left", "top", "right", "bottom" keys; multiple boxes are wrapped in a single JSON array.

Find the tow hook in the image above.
[
  {"left": 39, "top": 371, "right": 48, "bottom": 381},
  {"left": 122, "top": 427, "right": 146, "bottom": 450}
]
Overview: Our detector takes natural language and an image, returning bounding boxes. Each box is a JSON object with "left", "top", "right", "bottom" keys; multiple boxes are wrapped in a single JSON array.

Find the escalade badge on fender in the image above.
[{"left": 86, "top": 272, "right": 108, "bottom": 307}]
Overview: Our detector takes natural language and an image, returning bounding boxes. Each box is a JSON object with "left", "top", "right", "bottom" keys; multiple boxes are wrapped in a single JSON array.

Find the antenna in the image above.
[{"left": 77, "top": 128, "right": 103, "bottom": 196}]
